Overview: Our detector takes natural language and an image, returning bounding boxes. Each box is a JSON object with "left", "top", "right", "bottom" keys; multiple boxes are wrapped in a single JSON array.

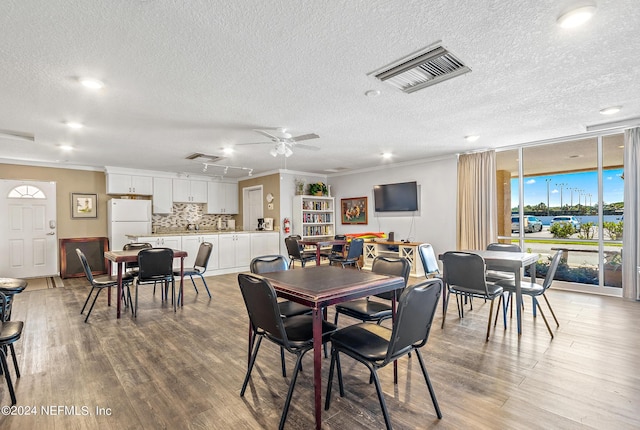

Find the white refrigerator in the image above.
[{"left": 108, "top": 199, "right": 152, "bottom": 253}]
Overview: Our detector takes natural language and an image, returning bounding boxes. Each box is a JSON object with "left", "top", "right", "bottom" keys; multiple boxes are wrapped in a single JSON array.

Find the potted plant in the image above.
[
  {"left": 294, "top": 178, "right": 305, "bottom": 195},
  {"left": 308, "top": 182, "right": 328, "bottom": 196}
]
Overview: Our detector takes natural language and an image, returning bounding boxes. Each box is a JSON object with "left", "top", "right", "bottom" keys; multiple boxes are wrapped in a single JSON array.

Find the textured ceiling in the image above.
[{"left": 1, "top": 1, "right": 639, "bottom": 178}]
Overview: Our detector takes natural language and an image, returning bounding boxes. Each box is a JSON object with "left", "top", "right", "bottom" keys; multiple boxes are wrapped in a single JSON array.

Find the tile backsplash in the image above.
[{"left": 152, "top": 203, "right": 235, "bottom": 232}]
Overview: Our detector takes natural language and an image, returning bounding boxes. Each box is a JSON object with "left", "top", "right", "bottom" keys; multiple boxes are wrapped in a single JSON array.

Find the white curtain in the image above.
[
  {"left": 622, "top": 128, "right": 640, "bottom": 300},
  {"left": 457, "top": 150, "right": 498, "bottom": 250}
]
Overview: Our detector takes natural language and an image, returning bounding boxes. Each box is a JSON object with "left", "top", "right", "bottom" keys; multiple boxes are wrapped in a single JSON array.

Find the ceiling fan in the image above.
[{"left": 238, "top": 128, "right": 320, "bottom": 157}]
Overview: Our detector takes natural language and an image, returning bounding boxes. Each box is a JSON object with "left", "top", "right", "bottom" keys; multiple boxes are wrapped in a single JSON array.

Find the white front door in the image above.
[{"left": 0, "top": 180, "right": 58, "bottom": 278}]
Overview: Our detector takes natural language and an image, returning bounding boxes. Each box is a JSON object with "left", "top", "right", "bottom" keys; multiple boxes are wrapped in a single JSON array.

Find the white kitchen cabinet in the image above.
[
  {"left": 173, "top": 179, "right": 208, "bottom": 203},
  {"left": 180, "top": 234, "right": 219, "bottom": 272},
  {"left": 218, "top": 233, "right": 250, "bottom": 269},
  {"left": 152, "top": 177, "right": 173, "bottom": 214},
  {"left": 206, "top": 182, "right": 238, "bottom": 214},
  {"left": 106, "top": 173, "right": 153, "bottom": 195},
  {"left": 132, "top": 235, "right": 182, "bottom": 268},
  {"left": 250, "top": 232, "right": 280, "bottom": 259}
]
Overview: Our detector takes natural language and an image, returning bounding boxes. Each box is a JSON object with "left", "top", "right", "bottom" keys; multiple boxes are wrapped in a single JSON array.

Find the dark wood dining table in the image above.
[
  {"left": 298, "top": 237, "right": 347, "bottom": 266},
  {"left": 459, "top": 249, "right": 537, "bottom": 335},
  {"left": 258, "top": 265, "right": 404, "bottom": 430},
  {"left": 104, "top": 248, "right": 187, "bottom": 318}
]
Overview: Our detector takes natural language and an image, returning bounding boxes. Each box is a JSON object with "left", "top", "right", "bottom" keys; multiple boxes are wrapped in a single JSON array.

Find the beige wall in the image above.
[
  {"left": 1, "top": 163, "right": 108, "bottom": 239},
  {"left": 238, "top": 173, "right": 280, "bottom": 230}
]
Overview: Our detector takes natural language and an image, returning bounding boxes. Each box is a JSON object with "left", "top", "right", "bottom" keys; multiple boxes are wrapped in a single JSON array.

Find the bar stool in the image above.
[{"left": 0, "top": 278, "right": 28, "bottom": 321}]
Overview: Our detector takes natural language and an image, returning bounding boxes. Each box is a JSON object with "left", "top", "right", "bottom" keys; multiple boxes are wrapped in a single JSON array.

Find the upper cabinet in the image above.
[
  {"left": 206, "top": 182, "right": 238, "bottom": 214},
  {"left": 106, "top": 173, "right": 153, "bottom": 195},
  {"left": 172, "top": 179, "right": 207, "bottom": 203},
  {"left": 152, "top": 177, "right": 173, "bottom": 214}
]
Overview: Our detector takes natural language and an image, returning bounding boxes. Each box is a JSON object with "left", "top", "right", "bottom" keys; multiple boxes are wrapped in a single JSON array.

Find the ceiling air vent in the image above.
[
  {"left": 370, "top": 43, "right": 471, "bottom": 93},
  {"left": 185, "top": 153, "right": 223, "bottom": 163}
]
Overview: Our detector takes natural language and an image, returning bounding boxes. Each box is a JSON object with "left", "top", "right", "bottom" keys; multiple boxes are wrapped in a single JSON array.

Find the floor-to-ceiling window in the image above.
[{"left": 496, "top": 133, "right": 624, "bottom": 296}]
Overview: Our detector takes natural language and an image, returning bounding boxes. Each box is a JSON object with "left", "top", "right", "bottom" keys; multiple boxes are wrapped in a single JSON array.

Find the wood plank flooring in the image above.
[{"left": 1, "top": 273, "right": 639, "bottom": 429}]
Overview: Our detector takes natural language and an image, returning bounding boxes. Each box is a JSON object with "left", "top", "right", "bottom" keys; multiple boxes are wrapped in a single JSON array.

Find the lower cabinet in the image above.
[
  {"left": 250, "top": 232, "right": 280, "bottom": 259},
  {"left": 180, "top": 234, "right": 219, "bottom": 273},
  {"left": 218, "top": 233, "right": 251, "bottom": 270}
]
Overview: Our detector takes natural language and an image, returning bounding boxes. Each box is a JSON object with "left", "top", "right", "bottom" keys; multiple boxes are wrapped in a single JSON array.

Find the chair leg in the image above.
[
  {"left": 9, "top": 344, "right": 20, "bottom": 377},
  {"left": 415, "top": 349, "right": 442, "bottom": 419},
  {"left": 493, "top": 294, "right": 502, "bottom": 327},
  {"left": 280, "top": 347, "right": 287, "bottom": 377},
  {"left": 241, "top": 336, "right": 263, "bottom": 396},
  {"left": 542, "top": 293, "right": 559, "bottom": 327},
  {"left": 278, "top": 351, "right": 306, "bottom": 430},
  {"left": 80, "top": 287, "right": 97, "bottom": 315},
  {"left": 0, "top": 348, "right": 16, "bottom": 405},
  {"left": 198, "top": 274, "right": 212, "bottom": 298},
  {"left": 486, "top": 299, "right": 495, "bottom": 341},
  {"left": 368, "top": 365, "right": 393, "bottom": 430},
  {"left": 441, "top": 290, "right": 451, "bottom": 329},
  {"left": 534, "top": 298, "right": 554, "bottom": 339},
  {"left": 134, "top": 282, "right": 139, "bottom": 318},
  {"left": 84, "top": 287, "right": 104, "bottom": 323}
]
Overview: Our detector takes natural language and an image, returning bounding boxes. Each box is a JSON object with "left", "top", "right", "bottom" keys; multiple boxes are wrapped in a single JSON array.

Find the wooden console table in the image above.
[{"left": 363, "top": 240, "right": 425, "bottom": 277}]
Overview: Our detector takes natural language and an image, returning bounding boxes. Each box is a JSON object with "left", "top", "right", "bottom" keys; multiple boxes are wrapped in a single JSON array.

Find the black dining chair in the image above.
[
  {"left": 77, "top": 248, "right": 134, "bottom": 322},
  {"left": 329, "top": 238, "right": 364, "bottom": 269},
  {"left": 494, "top": 250, "right": 563, "bottom": 338},
  {"left": 123, "top": 242, "right": 152, "bottom": 306},
  {"left": 0, "top": 291, "right": 25, "bottom": 405},
  {"left": 333, "top": 256, "right": 410, "bottom": 326},
  {"left": 134, "top": 248, "right": 175, "bottom": 318},
  {"left": 284, "top": 235, "right": 315, "bottom": 268},
  {"left": 174, "top": 241, "right": 213, "bottom": 300},
  {"left": 325, "top": 279, "right": 443, "bottom": 429},
  {"left": 418, "top": 243, "right": 441, "bottom": 278},
  {"left": 249, "top": 255, "right": 313, "bottom": 376},
  {"left": 441, "top": 251, "right": 504, "bottom": 341},
  {"left": 237, "top": 273, "right": 337, "bottom": 430},
  {"left": 320, "top": 234, "right": 347, "bottom": 260},
  {"left": 485, "top": 242, "right": 522, "bottom": 283}
]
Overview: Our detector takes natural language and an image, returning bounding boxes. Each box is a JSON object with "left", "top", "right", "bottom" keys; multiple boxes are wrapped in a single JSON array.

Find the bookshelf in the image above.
[{"left": 292, "top": 195, "right": 335, "bottom": 239}]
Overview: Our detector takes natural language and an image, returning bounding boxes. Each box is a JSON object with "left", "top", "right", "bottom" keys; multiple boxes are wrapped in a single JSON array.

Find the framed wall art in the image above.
[
  {"left": 71, "top": 193, "right": 97, "bottom": 218},
  {"left": 341, "top": 196, "right": 368, "bottom": 224}
]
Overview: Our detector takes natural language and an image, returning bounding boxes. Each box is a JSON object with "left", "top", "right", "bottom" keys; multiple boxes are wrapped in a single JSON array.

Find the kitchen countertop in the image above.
[{"left": 126, "top": 230, "right": 278, "bottom": 237}]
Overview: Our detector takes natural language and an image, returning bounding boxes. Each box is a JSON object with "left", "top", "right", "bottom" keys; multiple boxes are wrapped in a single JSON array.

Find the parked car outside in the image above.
[
  {"left": 551, "top": 215, "right": 581, "bottom": 230},
  {"left": 511, "top": 215, "right": 543, "bottom": 233}
]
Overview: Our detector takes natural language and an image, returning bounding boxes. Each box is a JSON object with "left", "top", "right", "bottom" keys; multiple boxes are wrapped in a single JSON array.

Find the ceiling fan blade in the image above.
[
  {"left": 295, "top": 143, "right": 321, "bottom": 151},
  {"left": 236, "top": 141, "right": 273, "bottom": 146},
  {"left": 290, "top": 133, "right": 319, "bottom": 142},
  {"left": 253, "top": 129, "right": 280, "bottom": 140}
]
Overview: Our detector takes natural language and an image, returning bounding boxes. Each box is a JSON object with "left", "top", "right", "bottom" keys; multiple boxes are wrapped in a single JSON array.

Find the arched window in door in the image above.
[{"left": 7, "top": 185, "right": 46, "bottom": 199}]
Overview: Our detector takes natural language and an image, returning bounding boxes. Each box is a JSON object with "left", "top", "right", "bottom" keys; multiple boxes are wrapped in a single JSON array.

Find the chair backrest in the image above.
[
  {"left": 237, "top": 273, "right": 289, "bottom": 346},
  {"left": 441, "top": 251, "right": 489, "bottom": 295},
  {"left": 0, "top": 291, "right": 8, "bottom": 323},
  {"left": 332, "top": 235, "right": 346, "bottom": 253},
  {"left": 418, "top": 243, "right": 440, "bottom": 277},
  {"left": 123, "top": 242, "right": 153, "bottom": 270},
  {"left": 137, "top": 248, "right": 174, "bottom": 281},
  {"left": 371, "top": 256, "right": 411, "bottom": 300},
  {"left": 194, "top": 242, "right": 213, "bottom": 270},
  {"left": 284, "top": 236, "right": 303, "bottom": 259},
  {"left": 487, "top": 242, "right": 521, "bottom": 252},
  {"left": 542, "top": 250, "right": 563, "bottom": 290},
  {"left": 384, "top": 278, "right": 442, "bottom": 364},
  {"left": 250, "top": 255, "right": 289, "bottom": 274},
  {"left": 76, "top": 248, "right": 96, "bottom": 285},
  {"left": 345, "top": 238, "right": 364, "bottom": 260}
]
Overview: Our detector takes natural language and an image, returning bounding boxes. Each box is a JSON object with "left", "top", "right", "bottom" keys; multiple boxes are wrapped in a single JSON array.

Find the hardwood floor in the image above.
[{"left": 1, "top": 273, "right": 639, "bottom": 429}]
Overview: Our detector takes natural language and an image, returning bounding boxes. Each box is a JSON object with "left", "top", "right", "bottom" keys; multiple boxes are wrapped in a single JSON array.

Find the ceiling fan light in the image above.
[
  {"left": 270, "top": 148, "right": 278, "bottom": 157},
  {"left": 284, "top": 147, "right": 293, "bottom": 157}
]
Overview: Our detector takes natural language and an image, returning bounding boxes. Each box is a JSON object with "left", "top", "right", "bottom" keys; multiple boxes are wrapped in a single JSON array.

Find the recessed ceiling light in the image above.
[
  {"left": 365, "top": 90, "right": 381, "bottom": 97},
  {"left": 599, "top": 106, "right": 621, "bottom": 115},
  {"left": 79, "top": 78, "right": 104, "bottom": 90},
  {"left": 65, "top": 121, "right": 84, "bottom": 129},
  {"left": 222, "top": 147, "right": 234, "bottom": 155},
  {"left": 381, "top": 152, "right": 392, "bottom": 159},
  {"left": 465, "top": 135, "right": 480, "bottom": 142},
  {"left": 557, "top": 5, "right": 596, "bottom": 28},
  {"left": 59, "top": 144, "right": 74, "bottom": 151}
]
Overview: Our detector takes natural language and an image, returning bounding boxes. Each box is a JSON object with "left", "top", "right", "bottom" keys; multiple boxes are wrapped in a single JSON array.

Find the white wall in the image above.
[{"left": 328, "top": 156, "right": 458, "bottom": 264}]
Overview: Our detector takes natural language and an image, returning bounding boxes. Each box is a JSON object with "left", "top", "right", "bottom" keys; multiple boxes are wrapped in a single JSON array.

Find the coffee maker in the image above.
[{"left": 257, "top": 218, "right": 265, "bottom": 230}]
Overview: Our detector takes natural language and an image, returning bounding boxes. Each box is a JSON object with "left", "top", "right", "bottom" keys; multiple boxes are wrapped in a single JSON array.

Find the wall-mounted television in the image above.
[{"left": 373, "top": 181, "right": 418, "bottom": 212}]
